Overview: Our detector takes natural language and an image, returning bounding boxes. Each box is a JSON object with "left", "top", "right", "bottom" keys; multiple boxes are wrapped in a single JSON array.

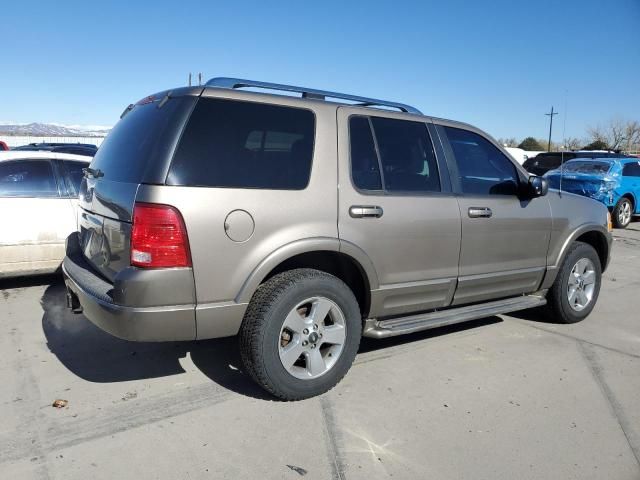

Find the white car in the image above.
[
  {"left": 504, "top": 147, "right": 529, "bottom": 165},
  {"left": 0, "top": 151, "right": 90, "bottom": 278}
]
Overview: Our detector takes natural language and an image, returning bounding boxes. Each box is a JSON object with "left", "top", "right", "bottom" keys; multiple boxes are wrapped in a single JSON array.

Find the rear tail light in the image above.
[{"left": 131, "top": 203, "right": 191, "bottom": 268}]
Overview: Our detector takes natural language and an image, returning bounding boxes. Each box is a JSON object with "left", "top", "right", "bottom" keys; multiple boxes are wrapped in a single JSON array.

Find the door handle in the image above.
[
  {"left": 468, "top": 207, "right": 493, "bottom": 218},
  {"left": 349, "top": 205, "right": 384, "bottom": 218}
]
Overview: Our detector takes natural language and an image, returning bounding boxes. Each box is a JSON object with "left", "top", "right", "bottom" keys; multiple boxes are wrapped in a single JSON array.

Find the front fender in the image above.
[{"left": 540, "top": 223, "right": 612, "bottom": 289}]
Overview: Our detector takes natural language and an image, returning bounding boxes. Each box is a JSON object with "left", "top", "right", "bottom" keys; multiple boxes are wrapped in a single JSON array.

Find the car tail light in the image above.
[{"left": 130, "top": 203, "right": 191, "bottom": 268}]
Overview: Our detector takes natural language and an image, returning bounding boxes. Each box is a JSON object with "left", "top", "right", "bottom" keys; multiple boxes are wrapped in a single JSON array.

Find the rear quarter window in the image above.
[{"left": 167, "top": 98, "right": 315, "bottom": 190}]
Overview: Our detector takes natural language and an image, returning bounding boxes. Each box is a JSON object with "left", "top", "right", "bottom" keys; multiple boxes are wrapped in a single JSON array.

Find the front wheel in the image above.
[
  {"left": 239, "top": 269, "right": 362, "bottom": 400},
  {"left": 546, "top": 242, "right": 601, "bottom": 324},
  {"left": 612, "top": 197, "right": 633, "bottom": 229}
]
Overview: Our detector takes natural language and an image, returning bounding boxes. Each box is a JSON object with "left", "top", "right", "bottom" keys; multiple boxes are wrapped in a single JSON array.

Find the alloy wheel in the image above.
[
  {"left": 278, "top": 297, "right": 347, "bottom": 380},
  {"left": 567, "top": 258, "right": 597, "bottom": 312},
  {"left": 618, "top": 201, "right": 632, "bottom": 226}
]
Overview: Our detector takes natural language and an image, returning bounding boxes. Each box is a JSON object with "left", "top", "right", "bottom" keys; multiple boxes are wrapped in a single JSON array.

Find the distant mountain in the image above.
[{"left": 0, "top": 122, "right": 111, "bottom": 137}]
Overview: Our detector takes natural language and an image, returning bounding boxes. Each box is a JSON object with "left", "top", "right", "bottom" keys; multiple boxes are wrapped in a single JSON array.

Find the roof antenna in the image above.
[
  {"left": 559, "top": 91, "right": 569, "bottom": 196},
  {"left": 198, "top": 72, "right": 202, "bottom": 86},
  {"left": 188, "top": 73, "right": 192, "bottom": 87}
]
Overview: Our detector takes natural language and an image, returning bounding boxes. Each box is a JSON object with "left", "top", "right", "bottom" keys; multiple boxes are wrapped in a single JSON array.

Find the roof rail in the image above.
[{"left": 206, "top": 77, "right": 422, "bottom": 114}]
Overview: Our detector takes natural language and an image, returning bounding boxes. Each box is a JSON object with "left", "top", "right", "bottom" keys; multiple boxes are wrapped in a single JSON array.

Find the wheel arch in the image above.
[
  {"left": 555, "top": 224, "right": 611, "bottom": 271},
  {"left": 235, "top": 238, "right": 378, "bottom": 318},
  {"left": 575, "top": 230, "right": 609, "bottom": 271},
  {"left": 542, "top": 224, "right": 611, "bottom": 290},
  {"left": 619, "top": 192, "right": 636, "bottom": 211}
]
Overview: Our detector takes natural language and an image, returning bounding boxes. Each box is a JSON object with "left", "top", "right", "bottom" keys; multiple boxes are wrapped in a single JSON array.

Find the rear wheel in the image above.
[
  {"left": 546, "top": 242, "right": 601, "bottom": 324},
  {"left": 239, "top": 269, "right": 361, "bottom": 400},
  {"left": 612, "top": 197, "right": 633, "bottom": 229}
]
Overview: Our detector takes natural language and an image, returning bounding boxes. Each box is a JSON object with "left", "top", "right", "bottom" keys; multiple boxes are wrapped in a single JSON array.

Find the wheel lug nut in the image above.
[
  {"left": 319, "top": 333, "right": 323, "bottom": 338},
  {"left": 314, "top": 324, "right": 318, "bottom": 330},
  {"left": 302, "top": 340, "right": 308, "bottom": 346},
  {"left": 311, "top": 344, "right": 316, "bottom": 349},
  {"left": 303, "top": 328, "right": 309, "bottom": 335}
]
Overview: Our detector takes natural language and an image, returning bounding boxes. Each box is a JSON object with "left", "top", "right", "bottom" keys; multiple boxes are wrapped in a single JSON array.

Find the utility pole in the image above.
[{"left": 545, "top": 106, "right": 558, "bottom": 152}]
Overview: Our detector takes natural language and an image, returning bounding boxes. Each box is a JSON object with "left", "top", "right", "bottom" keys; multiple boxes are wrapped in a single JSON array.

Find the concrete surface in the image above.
[{"left": 1, "top": 226, "right": 639, "bottom": 480}]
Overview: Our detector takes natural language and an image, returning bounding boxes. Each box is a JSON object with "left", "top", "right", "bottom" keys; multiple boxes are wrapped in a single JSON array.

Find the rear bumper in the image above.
[{"left": 62, "top": 233, "right": 197, "bottom": 342}]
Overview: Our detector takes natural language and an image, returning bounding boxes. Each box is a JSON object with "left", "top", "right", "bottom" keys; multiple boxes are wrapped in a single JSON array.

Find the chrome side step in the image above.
[{"left": 362, "top": 294, "right": 547, "bottom": 338}]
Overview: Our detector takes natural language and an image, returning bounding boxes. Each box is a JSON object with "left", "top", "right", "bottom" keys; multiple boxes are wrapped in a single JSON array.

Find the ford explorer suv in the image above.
[{"left": 63, "top": 77, "right": 612, "bottom": 400}]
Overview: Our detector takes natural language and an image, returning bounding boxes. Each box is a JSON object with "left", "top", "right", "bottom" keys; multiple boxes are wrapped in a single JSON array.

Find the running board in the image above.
[{"left": 362, "top": 294, "right": 547, "bottom": 338}]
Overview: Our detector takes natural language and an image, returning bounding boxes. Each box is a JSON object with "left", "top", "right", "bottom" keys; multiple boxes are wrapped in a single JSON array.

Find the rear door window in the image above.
[
  {"left": 371, "top": 117, "right": 440, "bottom": 193},
  {"left": 350, "top": 116, "right": 382, "bottom": 191},
  {"left": 443, "top": 126, "right": 519, "bottom": 195},
  {"left": 349, "top": 115, "right": 440, "bottom": 193},
  {"left": 0, "top": 160, "right": 59, "bottom": 197},
  {"left": 167, "top": 98, "right": 315, "bottom": 190}
]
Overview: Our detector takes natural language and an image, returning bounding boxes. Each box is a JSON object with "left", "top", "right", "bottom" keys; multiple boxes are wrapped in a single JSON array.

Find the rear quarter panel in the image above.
[{"left": 135, "top": 96, "right": 340, "bottom": 308}]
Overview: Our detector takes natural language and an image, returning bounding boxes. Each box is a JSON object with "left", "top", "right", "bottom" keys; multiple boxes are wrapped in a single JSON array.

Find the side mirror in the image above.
[{"left": 528, "top": 175, "right": 549, "bottom": 197}]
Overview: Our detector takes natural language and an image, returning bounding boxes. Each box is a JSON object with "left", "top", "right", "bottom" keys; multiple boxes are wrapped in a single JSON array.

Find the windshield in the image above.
[{"left": 561, "top": 160, "right": 612, "bottom": 174}]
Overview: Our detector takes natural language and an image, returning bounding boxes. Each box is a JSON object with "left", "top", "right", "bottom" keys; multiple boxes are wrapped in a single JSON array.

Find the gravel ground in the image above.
[{"left": 1, "top": 225, "right": 639, "bottom": 479}]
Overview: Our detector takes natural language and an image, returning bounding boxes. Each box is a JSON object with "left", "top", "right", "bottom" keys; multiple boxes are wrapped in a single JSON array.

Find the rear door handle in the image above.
[
  {"left": 349, "top": 205, "right": 384, "bottom": 218},
  {"left": 468, "top": 207, "right": 493, "bottom": 218}
]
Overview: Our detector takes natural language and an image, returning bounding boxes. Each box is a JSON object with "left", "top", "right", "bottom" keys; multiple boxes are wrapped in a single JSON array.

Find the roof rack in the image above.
[{"left": 206, "top": 77, "right": 422, "bottom": 114}]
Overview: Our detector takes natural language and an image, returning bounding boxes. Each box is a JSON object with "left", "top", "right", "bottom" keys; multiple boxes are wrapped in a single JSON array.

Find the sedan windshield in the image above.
[{"left": 561, "top": 161, "right": 612, "bottom": 174}]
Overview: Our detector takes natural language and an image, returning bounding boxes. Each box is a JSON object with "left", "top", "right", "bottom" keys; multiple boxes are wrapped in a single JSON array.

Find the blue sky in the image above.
[{"left": 2, "top": 0, "right": 639, "bottom": 141}]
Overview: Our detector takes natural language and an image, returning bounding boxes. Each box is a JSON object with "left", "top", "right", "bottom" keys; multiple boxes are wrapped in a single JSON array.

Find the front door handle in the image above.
[
  {"left": 349, "top": 205, "right": 384, "bottom": 218},
  {"left": 468, "top": 207, "right": 493, "bottom": 218}
]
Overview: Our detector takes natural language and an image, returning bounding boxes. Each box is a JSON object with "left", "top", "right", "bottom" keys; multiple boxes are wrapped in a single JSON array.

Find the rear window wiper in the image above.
[{"left": 83, "top": 167, "right": 104, "bottom": 178}]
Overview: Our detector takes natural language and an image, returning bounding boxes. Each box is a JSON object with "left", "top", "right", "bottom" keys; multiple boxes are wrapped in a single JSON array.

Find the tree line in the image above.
[{"left": 498, "top": 118, "right": 640, "bottom": 153}]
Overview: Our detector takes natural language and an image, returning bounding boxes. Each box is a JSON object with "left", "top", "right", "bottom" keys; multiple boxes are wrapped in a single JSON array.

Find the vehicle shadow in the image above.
[
  {"left": 0, "top": 273, "right": 60, "bottom": 291},
  {"left": 40, "top": 279, "right": 271, "bottom": 399},
  {"left": 505, "top": 306, "right": 559, "bottom": 324},
  {"left": 40, "top": 279, "right": 506, "bottom": 400}
]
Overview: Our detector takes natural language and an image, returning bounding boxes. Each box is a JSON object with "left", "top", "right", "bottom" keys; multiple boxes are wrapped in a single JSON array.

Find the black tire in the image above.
[
  {"left": 546, "top": 241, "right": 601, "bottom": 324},
  {"left": 612, "top": 197, "right": 633, "bottom": 229},
  {"left": 239, "top": 268, "right": 362, "bottom": 401}
]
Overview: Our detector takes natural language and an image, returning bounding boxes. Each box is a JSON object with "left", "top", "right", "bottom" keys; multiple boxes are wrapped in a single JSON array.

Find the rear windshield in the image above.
[
  {"left": 167, "top": 98, "right": 315, "bottom": 190},
  {"left": 89, "top": 96, "right": 196, "bottom": 183},
  {"left": 561, "top": 161, "right": 612, "bottom": 174},
  {"left": 528, "top": 153, "right": 575, "bottom": 168}
]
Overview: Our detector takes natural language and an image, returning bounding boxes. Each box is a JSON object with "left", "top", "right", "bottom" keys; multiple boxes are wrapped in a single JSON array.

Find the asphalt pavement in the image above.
[{"left": 1, "top": 225, "right": 639, "bottom": 479}]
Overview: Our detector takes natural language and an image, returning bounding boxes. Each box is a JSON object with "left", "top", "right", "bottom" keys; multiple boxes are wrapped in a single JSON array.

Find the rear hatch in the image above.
[{"left": 78, "top": 89, "right": 199, "bottom": 281}]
